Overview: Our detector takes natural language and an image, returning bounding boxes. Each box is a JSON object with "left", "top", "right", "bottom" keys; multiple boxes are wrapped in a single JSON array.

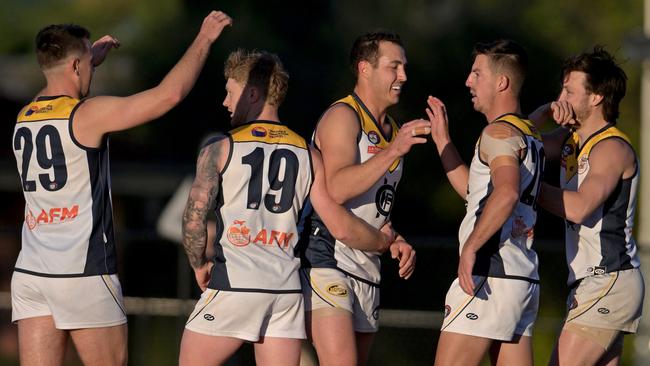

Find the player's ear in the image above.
[
  {"left": 590, "top": 93, "right": 604, "bottom": 107},
  {"left": 73, "top": 58, "right": 81, "bottom": 76},
  {"left": 497, "top": 74, "right": 509, "bottom": 92},
  {"left": 359, "top": 60, "right": 370, "bottom": 79}
]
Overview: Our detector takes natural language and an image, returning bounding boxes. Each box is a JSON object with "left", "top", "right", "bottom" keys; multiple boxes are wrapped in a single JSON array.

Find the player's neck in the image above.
[
  {"left": 576, "top": 113, "right": 609, "bottom": 144},
  {"left": 251, "top": 105, "right": 280, "bottom": 123},
  {"left": 485, "top": 97, "right": 520, "bottom": 123},
  {"left": 40, "top": 77, "right": 81, "bottom": 99},
  {"left": 353, "top": 86, "right": 389, "bottom": 125}
]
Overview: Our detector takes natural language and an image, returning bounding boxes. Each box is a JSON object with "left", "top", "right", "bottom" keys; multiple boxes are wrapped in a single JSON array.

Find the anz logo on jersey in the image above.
[
  {"left": 25, "top": 204, "right": 79, "bottom": 230},
  {"left": 226, "top": 219, "right": 294, "bottom": 248}
]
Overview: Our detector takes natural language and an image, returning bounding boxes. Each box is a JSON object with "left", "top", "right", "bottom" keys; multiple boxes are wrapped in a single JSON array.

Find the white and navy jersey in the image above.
[
  {"left": 12, "top": 96, "right": 116, "bottom": 277},
  {"left": 459, "top": 114, "right": 544, "bottom": 282},
  {"left": 210, "top": 121, "right": 313, "bottom": 293},
  {"left": 300, "top": 93, "right": 403, "bottom": 286},
  {"left": 560, "top": 124, "right": 640, "bottom": 285}
]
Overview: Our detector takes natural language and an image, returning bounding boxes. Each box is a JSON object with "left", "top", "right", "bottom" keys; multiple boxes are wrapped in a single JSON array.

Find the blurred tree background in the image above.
[{"left": 0, "top": 0, "right": 644, "bottom": 365}]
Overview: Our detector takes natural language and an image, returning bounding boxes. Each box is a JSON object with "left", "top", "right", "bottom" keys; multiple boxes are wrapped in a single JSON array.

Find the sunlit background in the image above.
[{"left": 0, "top": 1, "right": 647, "bottom": 365}]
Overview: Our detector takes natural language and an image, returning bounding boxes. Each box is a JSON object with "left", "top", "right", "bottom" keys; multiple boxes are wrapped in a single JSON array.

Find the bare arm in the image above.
[
  {"left": 426, "top": 96, "right": 469, "bottom": 199},
  {"left": 528, "top": 102, "right": 575, "bottom": 161},
  {"left": 316, "top": 104, "right": 430, "bottom": 204},
  {"left": 538, "top": 139, "right": 635, "bottom": 224},
  {"left": 75, "top": 11, "right": 232, "bottom": 147},
  {"left": 309, "top": 148, "right": 392, "bottom": 252},
  {"left": 182, "top": 136, "right": 229, "bottom": 290},
  {"left": 457, "top": 123, "right": 522, "bottom": 295}
]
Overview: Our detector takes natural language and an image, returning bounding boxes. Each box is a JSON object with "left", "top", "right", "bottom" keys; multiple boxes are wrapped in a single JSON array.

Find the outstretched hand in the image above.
[
  {"left": 387, "top": 119, "right": 430, "bottom": 157},
  {"left": 91, "top": 35, "right": 120, "bottom": 68},
  {"left": 425, "top": 96, "right": 451, "bottom": 147}
]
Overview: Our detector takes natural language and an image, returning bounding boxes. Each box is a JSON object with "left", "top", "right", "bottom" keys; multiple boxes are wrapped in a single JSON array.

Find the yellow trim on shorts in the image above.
[
  {"left": 310, "top": 276, "right": 345, "bottom": 309},
  {"left": 445, "top": 277, "right": 488, "bottom": 322},
  {"left": 568, "top": 272, "right": 618, "bottom": 321},
  {"left": 101, "top": 274, "right": 119, "bottom": 298}
]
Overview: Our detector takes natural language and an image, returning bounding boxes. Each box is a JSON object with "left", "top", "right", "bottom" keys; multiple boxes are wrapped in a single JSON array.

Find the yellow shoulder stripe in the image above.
[
  {"left": 497, "top": 115, "right": 542, "bottom": 140},
  {"left": 230, "top": 123, "right": 307, "bottom": 149},
  {"left": 17, "top": 96, "right": 80, "bottom": 123}
]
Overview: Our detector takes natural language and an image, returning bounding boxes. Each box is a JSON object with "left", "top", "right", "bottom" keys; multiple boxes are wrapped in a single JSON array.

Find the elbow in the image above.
[
  {"left": 329, "top": 189, "right": 348, "bottom": 205},
  {"left": 565, "top": 208, "right": 590, "bottom": 225},
  {"left": 327, "top": 222, "right": 351, "bottom": 243},
  {"left": 165, "top": 89, "right": 184, "bottom": 107},
  {"left": 503, "top": 189, "right": 519, "bottom": 210}
]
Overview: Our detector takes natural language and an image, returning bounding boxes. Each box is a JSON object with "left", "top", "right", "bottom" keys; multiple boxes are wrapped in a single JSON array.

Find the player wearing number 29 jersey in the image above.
[
  {"left": 13, "top": 95, "right": 115, "bottom": 277},
  {"left": 210, "top": 121, "right": 312, "bottom": 292}
]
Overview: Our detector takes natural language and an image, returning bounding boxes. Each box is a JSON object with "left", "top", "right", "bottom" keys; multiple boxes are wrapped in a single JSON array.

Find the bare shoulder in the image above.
[
  {"left": 590, "top": 137, "right": 636, "bottom": 168},
  {"left": 197, "top": 133, "right": 230, "bottom": 175},
  {"left": 318, "top": 103, "right": 360, "bottom": 134},
  {"left": 483, "top": 121, "right": 522, "bottom": 139}
]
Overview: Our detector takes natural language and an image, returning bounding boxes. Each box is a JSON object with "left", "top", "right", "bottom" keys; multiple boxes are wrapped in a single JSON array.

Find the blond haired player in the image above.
[{"left": 179, "top": 50, "right": 396, "bottom": 366}]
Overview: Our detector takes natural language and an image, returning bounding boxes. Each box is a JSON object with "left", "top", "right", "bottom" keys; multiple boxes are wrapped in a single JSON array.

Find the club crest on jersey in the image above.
[
  {"left": 227, "top": 220, "right": 251, "bottom": 246},
  {"left": 251, "top": 126, "right": 268, "bottom": 137},
  {"left": 375, "top": 179, "right": 397, "bottom": 218},
  {"left": 367, "top": 130, "right": 380, "bottom": 145},
  {"left": 578, "top": 155, "right": 589, "bottom": 174},
  {"left": 25, "top": 205, "right": 79, "bottom": 230}
]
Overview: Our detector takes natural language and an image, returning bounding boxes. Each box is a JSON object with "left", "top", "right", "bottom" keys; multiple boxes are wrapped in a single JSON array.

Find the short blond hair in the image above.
[{"left": 224, "top": 49, "right": 289, "bottom": 107}]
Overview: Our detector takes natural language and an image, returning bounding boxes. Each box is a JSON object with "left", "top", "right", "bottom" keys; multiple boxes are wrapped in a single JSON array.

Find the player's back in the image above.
[
  {"left": 210, "top": 121, "right": 312, "bottom": 292},
  {"left": 12, "top": 96, "right": 116, "bottom": 276}
]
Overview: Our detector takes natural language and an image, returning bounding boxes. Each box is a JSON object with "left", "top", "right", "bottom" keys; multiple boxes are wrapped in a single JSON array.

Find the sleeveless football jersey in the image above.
[
  {"left": 300, "top": 93, "right": 403, "bottom": 285},
  {"left": 13, "top": 96, "right": 116, "bottom": 276},
  {"left": 210, "top": 121, "right": 313, "bottom": 292},
  {"left": 458, "top": 114, "right": 544, "bottom": 282},
  {"left": 560, "top": 124, "right": 640, "bottom": 285}
]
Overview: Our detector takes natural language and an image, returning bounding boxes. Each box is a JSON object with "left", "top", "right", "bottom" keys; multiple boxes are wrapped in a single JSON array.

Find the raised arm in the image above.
[
  {"left": 538, "top": 138, "right": 635, "bottom": 224},
  {"left": 74, "top": 11, "right": 232, "bottom": 147},
  {"left": 315, "top": 104, "right": 430, "bottom": 204},
  {"left": 528, "top": 101, "right": 575, "bottom": 161},
  {"left": 308, "top": 147, "right": 393, "bottom": 252},
  {"left": 426, "top": 96, "right": 469, "bottom": 199},
  {"left": 182, "top": 135, "right": 229, "bottom": 291},
  {"left": 457, "top": 123, "right": 523, "bottom": 295}
]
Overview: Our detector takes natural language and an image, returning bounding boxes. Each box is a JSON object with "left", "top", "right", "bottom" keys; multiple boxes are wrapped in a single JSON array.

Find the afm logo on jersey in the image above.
[
  {"left": 227, "top": 220, "right": 294, "bottom": 248},
  {"left": 26, "top": 205, "right": 79, "bottom": 230}
]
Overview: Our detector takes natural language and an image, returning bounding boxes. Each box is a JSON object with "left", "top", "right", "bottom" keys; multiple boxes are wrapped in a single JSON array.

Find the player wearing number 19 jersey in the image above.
[{"left": 179, "top": 50, "right": 394, "bottom": 366}]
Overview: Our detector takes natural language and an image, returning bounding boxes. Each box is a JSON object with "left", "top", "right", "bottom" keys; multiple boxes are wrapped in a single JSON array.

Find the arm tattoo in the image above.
[{"left": 182, "top": 143, "right": 222, "bottom": 269}]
